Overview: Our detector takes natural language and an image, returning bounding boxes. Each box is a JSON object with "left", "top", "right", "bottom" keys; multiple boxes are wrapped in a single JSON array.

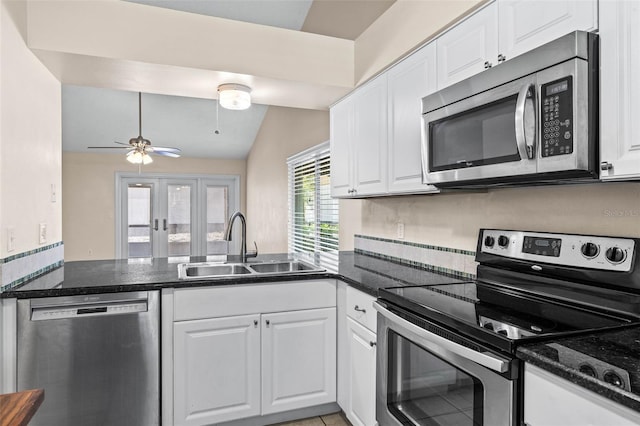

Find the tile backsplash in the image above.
[
  {"left": 354, "top": 234, "right": 477, "bottom": 279},
  {"left": 0, "top": 242, "right": 64, "bottom": 292}
]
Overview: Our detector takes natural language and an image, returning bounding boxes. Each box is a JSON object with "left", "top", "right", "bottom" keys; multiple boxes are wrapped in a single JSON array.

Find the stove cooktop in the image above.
[{"left": 379, "top": 281, "right": 640, "bottom": 354}]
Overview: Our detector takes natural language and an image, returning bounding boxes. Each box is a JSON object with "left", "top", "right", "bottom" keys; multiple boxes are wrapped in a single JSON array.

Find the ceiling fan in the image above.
[{"left": 88, "top": 92, "right": 181, "bottom": 165}]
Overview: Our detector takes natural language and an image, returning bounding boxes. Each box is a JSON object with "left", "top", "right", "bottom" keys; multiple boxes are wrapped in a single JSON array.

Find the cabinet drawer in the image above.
[
  {"left": 346, "top": 286, "right": 376, "bottom": 332},
  {"left": 174, "top": 280, "right": 336, "bottom": 321}
]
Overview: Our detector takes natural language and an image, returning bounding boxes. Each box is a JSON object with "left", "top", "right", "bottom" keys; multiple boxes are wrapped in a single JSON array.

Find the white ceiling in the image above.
[{"left": 63, "top": 85, "right": 268, "bottom": 159}]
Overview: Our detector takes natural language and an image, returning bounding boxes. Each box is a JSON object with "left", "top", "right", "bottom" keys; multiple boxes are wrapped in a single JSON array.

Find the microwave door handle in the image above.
[{"left": 515, "top": 83, "right": 536, "bottom": 160}]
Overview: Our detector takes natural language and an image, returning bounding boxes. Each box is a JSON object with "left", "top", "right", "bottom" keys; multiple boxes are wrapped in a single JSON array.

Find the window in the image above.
[{"left": 287, "top": 142, "right": 339, "bottom": 271}]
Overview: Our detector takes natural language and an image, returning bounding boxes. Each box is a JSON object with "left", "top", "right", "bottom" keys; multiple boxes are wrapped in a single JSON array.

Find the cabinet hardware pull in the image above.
[
  {"left": 498, "top": 53, "right": 506, "bottom": 63},
  {"left": 266, "top": 319, "right": 270, "bottom": 327},
  {"left": 163, "top": 219, "right": 168, "bottom": 231},
  {"left": 370, "top": 341, "right": 376, "bottom": 347},
  {"left": 354, "top": 305, "right": 366, "bottom": 313},
  {"left": 254, "top": 320, "right": 258, "bottom": 327},
  {"left": 153, "top": 219, "right": 158, "bottom": 231},
  {"left": 484, "top": 61, "right": 493, "bottom": 69}
]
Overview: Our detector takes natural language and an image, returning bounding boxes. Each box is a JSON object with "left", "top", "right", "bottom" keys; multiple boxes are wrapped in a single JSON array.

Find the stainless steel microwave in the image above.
[{"left": 421, "top": 31, "right": 599, "bottom": 188}]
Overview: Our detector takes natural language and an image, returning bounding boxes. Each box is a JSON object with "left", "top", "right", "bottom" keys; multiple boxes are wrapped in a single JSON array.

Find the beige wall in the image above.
[
  {"left": 246, "top": 107, "right": 330, "bottom": 254},
  {"left": 62, "top": 152, "right": 246, "bottom": 261},
  {"left": 354, "top": 0, "right": 484, "bottom": 84},
  {"left": 1, "top": 0, "right": 62, "bottom": 258},
  {"left": 359, "top": 182, "right": 640, "bottom": 252}
]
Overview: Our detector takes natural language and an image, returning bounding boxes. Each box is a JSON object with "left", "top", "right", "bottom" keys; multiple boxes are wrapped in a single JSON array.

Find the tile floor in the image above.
[{"left": 271, "top": 412, "right": 352, "bottom": 426}]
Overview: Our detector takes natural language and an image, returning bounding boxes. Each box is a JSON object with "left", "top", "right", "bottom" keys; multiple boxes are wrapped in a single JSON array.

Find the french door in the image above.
[{"left": 116, "top": 174, "right": 239, "bottom": 259}]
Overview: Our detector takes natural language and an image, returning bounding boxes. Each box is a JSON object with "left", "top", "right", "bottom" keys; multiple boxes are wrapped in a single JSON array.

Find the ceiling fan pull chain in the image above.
[
  {"left": 138, "top": 92, "right": 143, "bottom": 138},
  {"left": 214, "top": 98, "right": 220, "bottom": 135}
]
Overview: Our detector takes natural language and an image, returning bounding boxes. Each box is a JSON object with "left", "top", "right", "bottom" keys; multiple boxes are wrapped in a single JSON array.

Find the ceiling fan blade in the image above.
[
  {"left": 148, "top": 146, "right": 181, "bottom": 158},
  {"left": 114, "top": 141, "right": 131, "bottom": 146}
]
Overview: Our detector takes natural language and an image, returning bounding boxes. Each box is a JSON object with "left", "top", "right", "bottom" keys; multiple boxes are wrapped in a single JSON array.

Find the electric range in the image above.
[{"left": 375, "top": 229, "right": 640, "bottom": 426}]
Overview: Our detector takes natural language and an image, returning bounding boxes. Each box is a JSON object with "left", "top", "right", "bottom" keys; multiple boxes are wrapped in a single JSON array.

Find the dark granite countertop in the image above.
[
  {"left": 517, "top": 326, "right": 640, "bottom": 412},
  {"left": 0, "top": 251, "right": 462, "bottom": 299}
]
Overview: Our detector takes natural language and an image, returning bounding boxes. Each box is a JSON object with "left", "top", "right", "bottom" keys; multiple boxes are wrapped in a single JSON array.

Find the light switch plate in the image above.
[
  {"left": 7, "top": 227, "right": 15, "bottom": 252},
  {"left": 397, "top": 222, "right": 405, "bottom": 239},
  {"left": 39, "top": 223, "right": 47, "bottom": 244}
]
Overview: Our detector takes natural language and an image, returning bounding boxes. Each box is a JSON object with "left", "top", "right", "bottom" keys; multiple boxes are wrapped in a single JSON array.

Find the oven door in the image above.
[
  {"left": 422, "top": 73, "right": 538, "bottom": 186},
  {"left": 375, "top": 302, "right": 517, "bottom": 426}
]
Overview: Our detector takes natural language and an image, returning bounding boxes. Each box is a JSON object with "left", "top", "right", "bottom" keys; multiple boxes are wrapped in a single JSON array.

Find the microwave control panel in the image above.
[{"left": 541, "top": 76, "right": 573, "bottom": 157}]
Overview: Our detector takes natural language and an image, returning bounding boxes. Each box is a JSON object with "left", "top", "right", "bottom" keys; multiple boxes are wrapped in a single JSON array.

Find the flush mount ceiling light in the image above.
[{"left": 218, "top": 83, "right": 252, "bottom": 110}]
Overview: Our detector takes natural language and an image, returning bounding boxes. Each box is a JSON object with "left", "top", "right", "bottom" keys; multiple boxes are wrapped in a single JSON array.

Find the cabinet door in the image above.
[
  {"left": 524, "top": 364, "right": 640, "bottom": 426},
  {"left": 261, "top": 308, "right": 337, "bottom": 415},
  {"left": 330, "top": 98, "right": 354, "bottom": 197},
  {"left": 498, "top": 0, "right": 597, "bottom": 62},
  {"left": 352, "top": 75, "right": 388, "bottom": 196},
  {"left": 599, "top": 0, "right": 640, "bottom": 180},
  {"left": 173, "top": 314, "right": 261, "bottom": 425},
  {"left": 346, "top": 318, "right": 377, "bottom": 426},
  {"left": 436, "top": 3, "right": 498, "bottom": 89},
  {"left": 387, "top": 42, "right": 439, "bottom": 194}
]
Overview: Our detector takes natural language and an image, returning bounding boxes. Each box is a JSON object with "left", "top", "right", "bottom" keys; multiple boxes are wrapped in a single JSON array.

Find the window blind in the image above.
[{"left": 287, "top": 142, "right": 339, "bottom": 272}]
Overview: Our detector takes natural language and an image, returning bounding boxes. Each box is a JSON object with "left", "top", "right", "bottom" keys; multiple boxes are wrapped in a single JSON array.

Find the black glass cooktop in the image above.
[{"left": 379, "top": 282, "right": 637, "bottom": 353}]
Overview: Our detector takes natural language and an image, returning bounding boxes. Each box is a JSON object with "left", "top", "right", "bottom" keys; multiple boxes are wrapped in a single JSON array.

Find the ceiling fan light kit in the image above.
[
  {"left": 87, "top": 92, "right": 181, "bottom": 166},
  {"left": 218, "top": 83, "right": 252, "bottom": 110}
]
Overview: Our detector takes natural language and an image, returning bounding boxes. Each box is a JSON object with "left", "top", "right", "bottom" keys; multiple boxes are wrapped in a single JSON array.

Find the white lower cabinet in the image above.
[
  {"left": 262, "top": 308, "right": 337, "bottom": 415},
  {"left": 345, "top": 318, "right": 377, "bottom": 426},
  {"left": 338, "top": 284, "right": 377, "bottom": 426},
  {"left": 169, "top": 281, "right": 337, "bottom": 426},
  {"left": 173, "top": 314, "right": 261, "bottom": 425},
  {"left": 524, "top": 363, "right": 640, "bottom": 426}
]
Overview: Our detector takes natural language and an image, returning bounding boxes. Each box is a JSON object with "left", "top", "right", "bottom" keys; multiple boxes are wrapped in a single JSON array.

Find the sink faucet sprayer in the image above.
[{"left": 224, "top": 211, "right": 258, "bottom": 262}]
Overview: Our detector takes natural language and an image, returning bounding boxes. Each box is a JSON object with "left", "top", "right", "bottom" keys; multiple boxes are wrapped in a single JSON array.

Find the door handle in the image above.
[
  {"left": 163, "top": 219, "right": 168, "bottom": 231},
  {"left": 153, "top": 219, "right": 158, "bottom": 231},
  {"left": 515, "top": 83, "right": 536, "bottom": 160}
]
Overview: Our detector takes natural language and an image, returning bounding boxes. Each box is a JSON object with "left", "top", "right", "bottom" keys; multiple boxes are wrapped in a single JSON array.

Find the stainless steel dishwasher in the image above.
[{"left": 17, "top": 290, "right": 160, "bottom": 426}]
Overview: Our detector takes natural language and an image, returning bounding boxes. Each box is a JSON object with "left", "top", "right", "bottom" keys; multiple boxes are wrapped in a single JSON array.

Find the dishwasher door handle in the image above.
[{"left": 31, "top": 300, "right": 148, "bottom": 321}]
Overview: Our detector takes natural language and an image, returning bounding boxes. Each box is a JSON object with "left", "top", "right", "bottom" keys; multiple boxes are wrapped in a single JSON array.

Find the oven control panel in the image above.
[
  {"left": 541, "top": 76, "right": 573, "bottom": 157},
  {"left": 481, "top": 230, "right": 635, "bottom": 272}
]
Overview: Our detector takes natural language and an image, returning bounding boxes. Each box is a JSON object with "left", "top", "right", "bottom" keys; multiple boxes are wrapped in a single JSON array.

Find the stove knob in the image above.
[
  {"left": 581, "top": 242, "right": 599, "bottom": 259},
  {"left": 604, "top": 371, "right": 625, "bottom": 389},
  {"left": 498, "top": 235, "right": 510, "bottom": 248},
  {"left": 497, "top": 329, "right": 509, "bottom": 336},
  {"left": 605, "top": 247, "right": 626, "bottom": 264},
  {"left": 482, "top": 322, "right": 495, "bottom": 331},
  {"left": 578, "top": 364, "right": 597, "bottom": 378},
  {"left": 484, "top": 236, "right": 495, "bottom": 248}
]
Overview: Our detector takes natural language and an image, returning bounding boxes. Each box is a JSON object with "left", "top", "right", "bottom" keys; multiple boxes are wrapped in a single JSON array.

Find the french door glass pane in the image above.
[
  {"left": 128, "top": 185, "right": 152, "bottom": 258},
  {"left": 206, "top": 186, "right": 229, "bottom": 254},
  {"left": 387, "top": 331, "right": 483, "bottom": 425},
  {"left": 168, "top": 184, "right": 191, "bottom": 256}
]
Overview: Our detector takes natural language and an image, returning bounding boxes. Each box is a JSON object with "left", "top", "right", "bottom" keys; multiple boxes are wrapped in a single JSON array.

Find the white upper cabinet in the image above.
[
  {"left": 330, "top": 74, "right": 388, "bottom": 198},
  {"left": 330, "top": 99, "right": 354, "bottom": 197},
  {"left": 353, "top": 74, "right": 388, "bottom": 196},
  {"left": 436, "top": 0, "right": 597, "bottom": 90},
  {"left": 499, "top": 0, "right": 598, "bottom": 61},
  {"left": 436, "top": 4, "right": 499, "bottom": 89},
  {"left": 387, "top": 42, "right": 439, "bottom": 194},
  {"left": 599, "top": 0, "right": 640, "bottom": 180}
]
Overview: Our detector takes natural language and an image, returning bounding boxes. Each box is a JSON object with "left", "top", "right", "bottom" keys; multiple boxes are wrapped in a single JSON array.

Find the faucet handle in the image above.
[{"left": 247, "top": 241, "right": 258, "bottom": 258}]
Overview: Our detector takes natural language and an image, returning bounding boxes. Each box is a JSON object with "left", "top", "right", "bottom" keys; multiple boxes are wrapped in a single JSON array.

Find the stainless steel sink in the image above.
[
  {"left": 177, "top": 260, "right": 324, "bottom": 280},
  {"left": 178, "top": 263, "right": 252, "bottom": 279},
  {"left": 248, "top": 261, "right": 318, "bottom": 274}
]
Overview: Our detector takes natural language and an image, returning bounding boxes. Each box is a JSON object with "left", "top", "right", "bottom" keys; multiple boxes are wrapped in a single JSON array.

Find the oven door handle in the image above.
[
  {"left": 515, "top": 83, "right": 536, "bottom": 160},
  {"left": 373, "top": 301, "right": 510, "bottom": 374}
]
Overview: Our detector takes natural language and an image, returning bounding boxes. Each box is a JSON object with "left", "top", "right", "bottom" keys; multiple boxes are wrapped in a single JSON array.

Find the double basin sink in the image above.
[{"left": 177, "top": 260, "right": 325, "bottom": 280}]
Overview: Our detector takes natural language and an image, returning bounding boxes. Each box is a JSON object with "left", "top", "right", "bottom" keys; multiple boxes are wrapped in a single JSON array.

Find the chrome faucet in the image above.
[{"left": 224, "top": 211, "right": 258, "bottom": 262}]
